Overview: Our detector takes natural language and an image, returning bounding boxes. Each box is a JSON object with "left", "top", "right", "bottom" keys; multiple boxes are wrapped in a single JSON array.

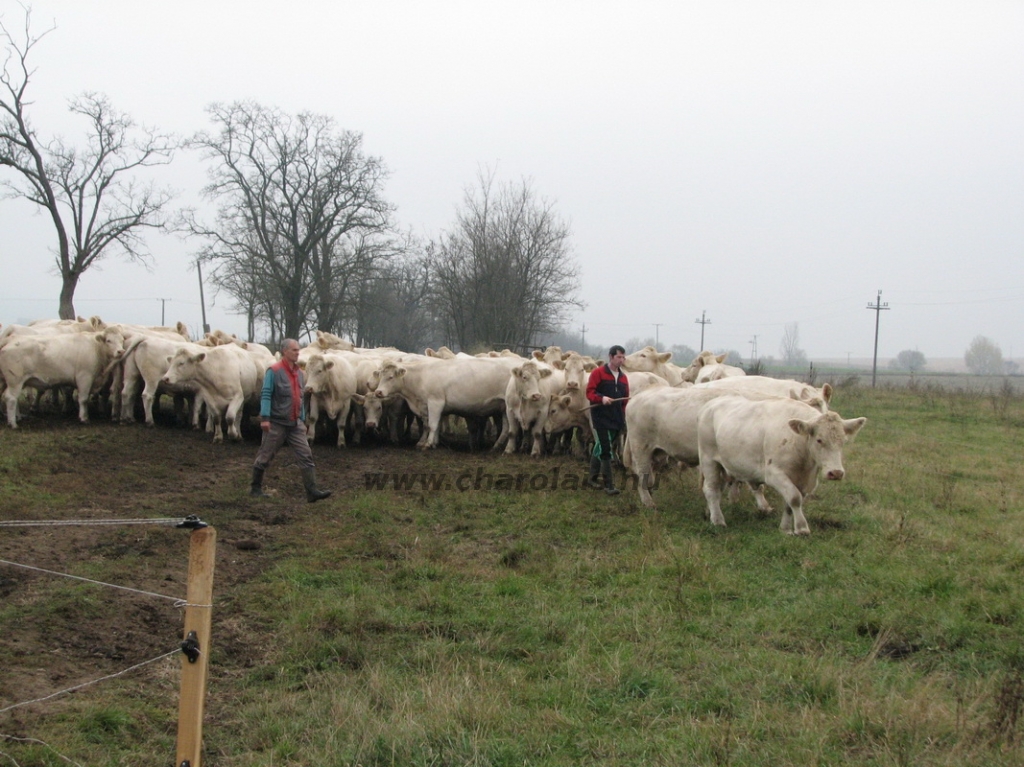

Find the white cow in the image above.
[
  {"left": 497, "top": 360, "right": 562, "bottom": 456},
  {"left": 303, "top": 352, "right": 359, "bottom": 447},
  {"left": 0, "top": 327, "right": 127, "bottom": 427},
  {"left": 161, "top": 344, "right": 264, "bottom": 442},
  {"left": 116, "top": 335, "right": 204, "bottom": 426},
  {"left": 692, "top": 354, "right": 746, "bottom": 383},
  {"left": 697, "top": 396, "right": 866, "bottom": 534},
  {"left": 623, "top": 385, "right": 831, "bottom": 509},
  {"left": 697, "top": 376, "right": 832, "bottom": 410},
  {"left": 622, "top": 346, "right": 688, "bottom": 386},
  {"left": 627, "top": 371, "right": 672, "bottom": 397},
  {"left": 372, "top": 356, "right": 518, "bottom": 449}
]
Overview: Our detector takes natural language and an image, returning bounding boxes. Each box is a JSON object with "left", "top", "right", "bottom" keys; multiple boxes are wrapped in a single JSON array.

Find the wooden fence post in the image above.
[{"left": 175, "top": 526, "right": 216, "bottom": 767}]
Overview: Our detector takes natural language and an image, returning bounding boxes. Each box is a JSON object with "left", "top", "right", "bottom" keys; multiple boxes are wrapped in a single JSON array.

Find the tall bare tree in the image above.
[
  {"left": 186, "top": 101, "right": 393, "bottom": 341},
  {"left": 779, "top": 322, "right": 808, "bottom": 366},
  {"left": 354, "top": 254, "right": 438, "bottom": 350},
  {"left": 429, "top": 170, "right": 582, "bottom": 351},
  {"left": 0, "top": 12, "right": 177, "bottom": 319}
]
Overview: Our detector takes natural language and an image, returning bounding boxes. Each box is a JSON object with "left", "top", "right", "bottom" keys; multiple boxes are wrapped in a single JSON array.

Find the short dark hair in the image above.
[{"left": 609, "top": 345, "right": 626, "bottom": 358}]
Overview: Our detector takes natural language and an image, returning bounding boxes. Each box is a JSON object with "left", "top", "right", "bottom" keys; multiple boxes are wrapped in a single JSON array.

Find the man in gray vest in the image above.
[{"left": 250, "top": 338, "right": 331, "bottom": 502}]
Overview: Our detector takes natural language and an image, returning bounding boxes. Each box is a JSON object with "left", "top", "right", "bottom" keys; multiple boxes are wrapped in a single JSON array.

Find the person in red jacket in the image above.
[{"left": 585, "top": 345, "right": 629, "bottom": 495}]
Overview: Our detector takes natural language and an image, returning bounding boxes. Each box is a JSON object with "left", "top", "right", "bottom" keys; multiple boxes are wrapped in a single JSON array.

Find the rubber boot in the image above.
[
  {"left": 587, "top": 455, "right": 603, "bottom": 490},
  {"left": 601, "top": 459, "right": 620, "bottom": 496},
  {"left": 301, "top": 467, "right": 332, "bottom": 503},
  {"left": 250, "top": 467, "right": 270, "bottom": 498}
]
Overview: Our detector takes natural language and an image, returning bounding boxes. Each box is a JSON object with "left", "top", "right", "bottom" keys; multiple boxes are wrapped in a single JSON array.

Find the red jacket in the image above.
[{"left": 586, "top": 364, "right": 628, "bottom": 430}]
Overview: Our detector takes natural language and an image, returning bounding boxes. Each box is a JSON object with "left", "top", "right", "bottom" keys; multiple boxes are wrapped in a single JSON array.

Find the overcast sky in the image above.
[{"left": 1, "top": 1, "right": 1021, "bottom": 362}]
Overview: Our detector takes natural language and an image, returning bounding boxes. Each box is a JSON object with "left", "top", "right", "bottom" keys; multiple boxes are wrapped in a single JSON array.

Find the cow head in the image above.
[
  {"left": 543, "top": 393, "right": 579, "bottom": 435},
  {"left": 97, "top": 327, "right": 127, "bottom": 359},
  {"left": 788, "top": 411, "right": 867, "bottom": 481},
  {"left": 511, "top": 361, "right": 551, "bottom": 403},
  {"left": 374, "top": 363, "right": 406, "bottom": 398},
  {"left": 623, "top": 346, "right": 672, "bottom": 374},
  {"left": 162, "top": 350, "right": 206, "bottom": 386}
]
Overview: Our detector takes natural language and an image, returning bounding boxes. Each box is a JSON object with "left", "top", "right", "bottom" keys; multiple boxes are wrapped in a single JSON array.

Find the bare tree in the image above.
[
  {"left": 429, "top": 170, "right": 582, "bottom": 351},
  {"left": 779, "top": 322, "right": 808, "bottom": 366},
  {"left": 0, "top": 12, "right": 178, "bottom": 319},
  {"left": 185, "top": 101, "right": 393, "bottom": 341},
  {"left": 354, "top": 254, "right": 438, "bottom": 350}
]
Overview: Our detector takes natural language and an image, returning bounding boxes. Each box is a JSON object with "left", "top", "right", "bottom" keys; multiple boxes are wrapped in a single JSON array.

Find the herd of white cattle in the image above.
[{"left": 0, "top": 317, "right": 866, "bottom": 534}]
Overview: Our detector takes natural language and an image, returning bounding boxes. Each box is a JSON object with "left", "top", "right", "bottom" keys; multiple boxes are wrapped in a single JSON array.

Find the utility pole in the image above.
[
  {"left": 653, "top": 323, "right": 662, "bottom": 350},
  {"left": 159, "top": 298, "right": 168, "bottom": 326},
  {"left": 749, "top": 335, "right": 758, "bottom": 365},
  {"left": 580, "top": 323, "right": 588, "bottom": 352},
  {"left": 197, "top": 263, "right": 211, "bottom": 335},
  {"left": 695, "top": 310, "right": 711, "bottom": 350},
  {"left": 866, "top": 290, "right": 890, "bottom": 388}
]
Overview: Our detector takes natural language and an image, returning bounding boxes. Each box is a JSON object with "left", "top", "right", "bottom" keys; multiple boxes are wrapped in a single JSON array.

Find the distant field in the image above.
[{"left": 767, "top": 363, "right": 1024, "bottom": 394}]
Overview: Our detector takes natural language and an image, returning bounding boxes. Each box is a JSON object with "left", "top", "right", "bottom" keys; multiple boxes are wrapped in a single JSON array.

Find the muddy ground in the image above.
[{"left": 0, "top": 406, "right": 590, "bottom": 729}]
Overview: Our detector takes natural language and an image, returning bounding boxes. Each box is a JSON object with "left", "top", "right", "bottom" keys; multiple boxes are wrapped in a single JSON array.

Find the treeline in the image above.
[{"left": 0, "top": 12, "right": 582, "bottom": 353}]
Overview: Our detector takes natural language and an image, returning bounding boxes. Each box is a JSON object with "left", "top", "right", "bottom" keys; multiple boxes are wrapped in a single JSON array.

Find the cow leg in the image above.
[
  {"left": 501, "top": 411, "right": 519, "bottom": 454},
  {"left": 118, "top": 368, "right": 137, "bottom": 423},
  {"left": 141, "top": 386, "right": 159, "bottom": 426},
  {"left": 632, "top": 442, "right": 658, "bottom": 509},
  {"left": 766, "top": 469, "right": 809, "bottom": 535},
  {"left": 748, "top": 482, "right": 773, "bottom": 513},
  {"left": 74, "top": 374, "right": 94, "bottom": 423},
  {"left": 3, "top": 385, "right": 22, "bottom": 427},
  {"left": 529, "top": 421, "right": 546, "bottom": 457},
  {"left": 306, "top": 395, "right": 320, "bottom": 443},
  {"left": 700, "top": 460, "right": 728, "bottom": 527},
  {"left": 494, "top": 406, "right": 512, "bottom": 452},
  {"left": 420, "top": 399, "right": 445, "bottom": 449},
  {"left": 225, "top": 396, "right": 245, "bottom": 441},
  {"left": 335, "top": 400, "right": 351, "bottom": 448}
]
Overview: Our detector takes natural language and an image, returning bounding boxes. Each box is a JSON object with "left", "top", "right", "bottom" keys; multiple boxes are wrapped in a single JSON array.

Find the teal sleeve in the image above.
[{"left": 260, "top": 369, "right": 275, "bottom": 419}]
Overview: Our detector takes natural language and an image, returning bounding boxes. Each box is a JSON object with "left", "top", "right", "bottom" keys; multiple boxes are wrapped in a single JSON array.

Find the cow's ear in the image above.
[
  {"left": 821, "top": 383, "right": 833, "bottom": 403},
  {"left": 716, "top": 353, "right": 728, "bottom": 364},
  {"left": 166, "top": 355, "right": 173, "bottom": 364},
  {"left": 657, "top": 352, "right": 672, "bottom": 363},
  {"left": 532, "top": 350, "right": 544, "bottom": 361},
  {"left": 560, "top": 394, "right": 573, "bottom": 406},
  {"left": 395, "top": 366, "right": 407, "bottom": 377},
  {"left": 550, "top": 359, "right": 564, "bottom": 370},
  {"left": 540, "top": 367, "right": 553, "bottom": 378},
  {"left": 325, "top": 360, "right": 334, "bottom": 370},
  {"left": 511, "top": 365, "right": 523, "bottom": 377},
  {"left": 351, "top": 393, "right": 365, "bottom": 404},
  {"left": 843, "top": 417, "right": 867, "bottom": 439},
  {"left": 195, "top": 352, "right": 207, "bottom": 363},
  {"left": 788, "top": 418, "right": 811, "bottom": 436}
]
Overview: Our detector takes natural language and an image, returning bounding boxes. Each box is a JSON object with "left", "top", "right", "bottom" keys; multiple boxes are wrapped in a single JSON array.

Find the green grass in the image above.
[{"left": 2, "top": 384, "right": 1024, "bottom": 765}]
